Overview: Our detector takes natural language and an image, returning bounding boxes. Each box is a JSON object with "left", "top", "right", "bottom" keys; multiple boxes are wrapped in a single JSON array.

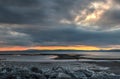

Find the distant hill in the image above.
[{"left": 100, "top": 49, "right": 120, "bottom": 52}]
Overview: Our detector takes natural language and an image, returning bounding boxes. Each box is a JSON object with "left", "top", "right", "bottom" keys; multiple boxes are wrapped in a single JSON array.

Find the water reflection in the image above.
[
  {"left": 0, "top": 52, "right": 120, "bottom": 61},
  {"left": 0, "top": 55, "right": 58, "bottom": 61}
]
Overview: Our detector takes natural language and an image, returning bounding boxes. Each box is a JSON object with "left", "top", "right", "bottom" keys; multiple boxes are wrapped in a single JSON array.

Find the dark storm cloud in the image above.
[
  {"left": 1, "top": 24, "right": 119, "bottom": 47},
  {"left": 13, "top": 25, "right": 120, "bottom": 46},
  {"left": 95, "top": 8, "right": 120, "bottom": 30},
  {"left": 0, "top": 0, "right": 119, "bottom": 26},
  {"left": 0, "top": 0, "right": 39, "bottom": 6},
  {"left": 0, "top": 3, "right": 45, "bottom": 24},
  {"left": 0, "top": 26, "right": 33, "bottom": 47},
  {"left": 0, "top": 0, "right": 96, "bottom": 24},
  {"left": 0, "top": 0, "right": 69, "bottom": 24},
  {"left": 102, "top": 9, "right": 120, "bottom": 24},
  {"left": 0, "top": 0, "right": 120, "bottom": 47}
]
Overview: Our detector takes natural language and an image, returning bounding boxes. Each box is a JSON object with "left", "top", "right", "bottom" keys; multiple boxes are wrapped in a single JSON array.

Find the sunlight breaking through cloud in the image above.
[{"left": 60, "top": 0, "right": 118, "bottom": 31}]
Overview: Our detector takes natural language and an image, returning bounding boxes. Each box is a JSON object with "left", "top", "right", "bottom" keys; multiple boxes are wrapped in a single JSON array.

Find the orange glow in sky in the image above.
[
  {"left": 0, "top": 46, "right": 28, "bottom": 51},
  {"left": 0, "top": 45, "right": 112, "bottom": 51},
  {"left": 32, "top": 45, "right": 100, "bottom": 50}
]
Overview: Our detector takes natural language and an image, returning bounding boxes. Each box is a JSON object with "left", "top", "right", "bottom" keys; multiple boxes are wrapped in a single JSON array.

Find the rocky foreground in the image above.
[
  {"left": 0, "top": 61, "right": 120, "bottom": 79},
  {"left": 0, "top": 66, "right": 120, "bottom": 79}
]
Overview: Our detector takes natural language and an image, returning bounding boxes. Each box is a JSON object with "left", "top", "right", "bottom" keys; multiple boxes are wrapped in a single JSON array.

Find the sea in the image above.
[{"left": 0, "top": 51, "right": 120, "bottom": 62}]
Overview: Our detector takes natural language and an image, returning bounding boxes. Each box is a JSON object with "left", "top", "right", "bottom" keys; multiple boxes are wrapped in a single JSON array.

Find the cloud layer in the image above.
[{"left": 0, "top": 0, "right": 120, "bottom": 48}]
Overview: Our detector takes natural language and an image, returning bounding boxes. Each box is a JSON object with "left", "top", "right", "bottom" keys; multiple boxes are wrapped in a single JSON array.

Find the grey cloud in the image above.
[
  {"left": 13, "top": 25, "right": 120, "bottom": 46},
  {"left": 0, "top": 0, "right": 66, "bottom": 24},
  {"left": 0, "top": 0, "right": 120, "bottom": 47},
  {"left": 0, "top": 26, "right": 33, "bottom": 47},
  {"left": 0, "top": 23, "right": 120, "bottom": 47},
  {"left": 0, "top": 0, "right": 99, "bottom": 25},
  {"left": 0, "top": 0, "right": 39, "bottom": 6},
  {"left": 0, "top": 0, "right": 119, "bottom": 27},
  {"left": 95, "top": 8, "right": 120, "bottom": 30}
]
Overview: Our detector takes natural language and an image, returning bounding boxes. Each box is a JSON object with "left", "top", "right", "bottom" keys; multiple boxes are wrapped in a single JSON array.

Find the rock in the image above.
[
  {"left": 57, "top": 72, "right": 72, "bottom": 79},
  {"left": 29, "top": 73, "right": 46, "bottom": 79},
  {"left": 0, "top": 66, "right": 120, "bottom": 79},
  {"left": 74, "top": 71, "right": 87, "bottom": 79},
  {"left": 30, "top": 67, "right": 42, "bottom": 73},
  {"left": 0, "top": 67, "right": 12, "bottom": 73},
  {"left": 91, "top": 72, "right": 110, "bottom": 79},
  {"left": 77, "top": 69, "right": 94, "bottom": 77}
]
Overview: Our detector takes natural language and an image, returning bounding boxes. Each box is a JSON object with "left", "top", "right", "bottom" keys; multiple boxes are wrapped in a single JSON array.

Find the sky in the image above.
[{"left": 0, "top": 0, "right": 120, "bottom": 51}]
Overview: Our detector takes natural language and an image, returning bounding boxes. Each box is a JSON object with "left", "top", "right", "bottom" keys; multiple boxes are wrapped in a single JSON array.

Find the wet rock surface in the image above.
[{"left": 0, "top": 66, "right": 120, "bottom": 79}]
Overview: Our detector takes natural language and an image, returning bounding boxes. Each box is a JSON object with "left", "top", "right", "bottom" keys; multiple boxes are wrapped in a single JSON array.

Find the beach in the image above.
[
  {"left": 0, "top": 60, "right": 120, "bottom": 79},
  {"left": 0, "top": 52, "right": 120, "bottom": 79}
]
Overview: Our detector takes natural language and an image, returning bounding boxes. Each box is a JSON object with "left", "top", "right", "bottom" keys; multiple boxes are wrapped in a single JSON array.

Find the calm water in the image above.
[{"left": 0, "top": 52, "right": 120, "bottom": 61}]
